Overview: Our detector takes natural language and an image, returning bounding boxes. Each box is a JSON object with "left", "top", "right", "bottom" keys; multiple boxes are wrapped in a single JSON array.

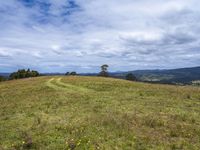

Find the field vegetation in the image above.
[{"left": 0, "top": 76, "right": 200, "bottom": 149}]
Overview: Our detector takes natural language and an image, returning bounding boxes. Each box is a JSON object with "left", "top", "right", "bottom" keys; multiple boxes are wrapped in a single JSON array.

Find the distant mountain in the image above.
[
  {"left": 0, "top": 73, "right": 10, "bottom": 78},
  {"left": 112, "top": 66, "right": 200, "bottom": 85}
]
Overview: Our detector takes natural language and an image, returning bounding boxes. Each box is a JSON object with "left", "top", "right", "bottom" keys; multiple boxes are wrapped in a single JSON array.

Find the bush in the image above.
[
  {"left": 65, "top": 72, "right": 77, "bottom": 76},
  {"left": 125, "top": 73, "right": 137, "bottom": 81}
]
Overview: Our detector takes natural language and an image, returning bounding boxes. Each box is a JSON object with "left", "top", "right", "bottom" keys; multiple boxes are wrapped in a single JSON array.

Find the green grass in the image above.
[{"left": 0, "top": 76, "right": 200, "bottom": 150}]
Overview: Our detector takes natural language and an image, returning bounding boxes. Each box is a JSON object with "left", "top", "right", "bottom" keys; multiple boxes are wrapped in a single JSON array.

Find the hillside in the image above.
[
  {"left": 112, "top": 66, "right": 200, "bottom": 84},
  {"left": 0, "top": 76, "right": 200, "bottom": 149}
]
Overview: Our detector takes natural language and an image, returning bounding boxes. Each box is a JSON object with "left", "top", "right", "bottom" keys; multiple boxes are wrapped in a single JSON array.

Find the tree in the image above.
[
  {"left": 9, "top": 72, "right": 19, "bottom": 80},
  {"left": 99, "top": 64, "right": 109, "bottom": 77},
  {"left": 26, "top": 68, "right": 31, "bottom": 77},
  {"left": 9, "top": 69, "right": 40, "bottom": 80},
  {"left": 31, "top": 70, "right": 39, "bottom": 77},
  {"left": 125, "top": 73, "right": 137, "bottom": 81}
]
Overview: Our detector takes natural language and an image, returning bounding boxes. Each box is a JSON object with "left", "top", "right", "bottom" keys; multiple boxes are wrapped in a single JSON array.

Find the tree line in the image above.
[
  {"left": 0, "top": 69, "right": 40, "bottom": 82},
  {"left": 0, "top": 65, "right": 137, "bottom": 82},
  {"left": 9, "top": 69, "right": 40, "bottom": 80}
]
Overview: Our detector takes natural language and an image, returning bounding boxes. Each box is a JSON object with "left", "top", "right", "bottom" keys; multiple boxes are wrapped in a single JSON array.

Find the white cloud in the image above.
[{"left": 0, "top": 0, "right": 200, "bottom": 72}]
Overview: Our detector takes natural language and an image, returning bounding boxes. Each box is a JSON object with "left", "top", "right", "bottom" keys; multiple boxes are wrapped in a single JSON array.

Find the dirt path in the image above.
[{"left": 46, "top": 77, "right": 93, "bottom": 93}]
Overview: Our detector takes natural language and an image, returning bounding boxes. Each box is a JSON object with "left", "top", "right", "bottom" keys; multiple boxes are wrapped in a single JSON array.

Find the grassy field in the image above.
[{"left": 0, "top": 76, "right": 200, "bottom": 150}]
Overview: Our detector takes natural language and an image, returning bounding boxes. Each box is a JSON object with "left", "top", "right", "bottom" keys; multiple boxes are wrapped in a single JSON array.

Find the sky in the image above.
[{"left": 0, "top": 0, "right": 200, "bottom": 73}]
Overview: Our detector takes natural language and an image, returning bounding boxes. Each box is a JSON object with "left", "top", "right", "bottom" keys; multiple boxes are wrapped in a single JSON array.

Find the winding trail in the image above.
[{"left": 46, "top": 77, "right": 93, "bottom": 93}]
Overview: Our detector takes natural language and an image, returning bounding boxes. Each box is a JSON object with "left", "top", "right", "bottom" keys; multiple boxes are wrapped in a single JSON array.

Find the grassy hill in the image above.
[{"left": 0, "top": 76, "right": 200, "bottom": 149}]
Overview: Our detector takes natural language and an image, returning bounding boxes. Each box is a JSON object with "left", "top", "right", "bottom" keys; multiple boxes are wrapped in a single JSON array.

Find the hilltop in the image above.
[{"left": 0, "top": 76, "right": 200, "bottom": 149}]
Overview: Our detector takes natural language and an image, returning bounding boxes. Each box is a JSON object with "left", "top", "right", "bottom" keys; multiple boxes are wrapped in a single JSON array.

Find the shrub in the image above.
[{"left": 65, "top": 72, "right": 77, "bottom": 76}]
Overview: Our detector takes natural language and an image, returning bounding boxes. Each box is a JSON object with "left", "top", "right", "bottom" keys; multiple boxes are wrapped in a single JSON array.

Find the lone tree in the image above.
[
  {"left": 125, "top": 73, "right": 137, "bottom": 81},
  {"left": 99, "top": 64, "right": 109, "bottom": 77}
]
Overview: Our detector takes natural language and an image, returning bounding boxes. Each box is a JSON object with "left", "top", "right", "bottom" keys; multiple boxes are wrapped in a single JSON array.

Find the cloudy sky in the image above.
[{"left": 0, "top": 0, "right": 200, "bottom": 73}]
